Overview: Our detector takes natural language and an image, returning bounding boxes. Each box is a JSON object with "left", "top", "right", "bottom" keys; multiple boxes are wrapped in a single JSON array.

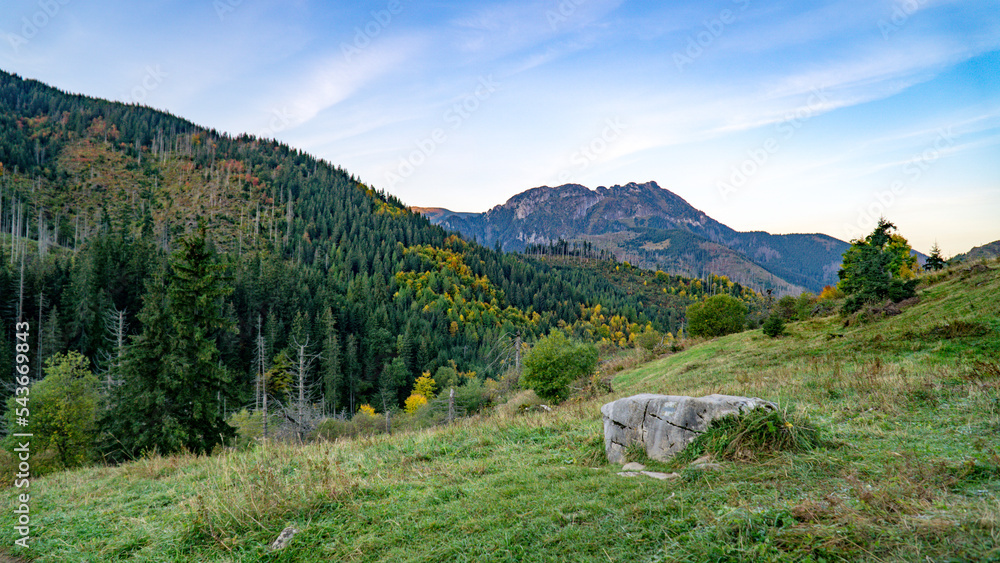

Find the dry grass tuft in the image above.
[{"left": 185, "top": 442, "right": 360, "bottom": 547}]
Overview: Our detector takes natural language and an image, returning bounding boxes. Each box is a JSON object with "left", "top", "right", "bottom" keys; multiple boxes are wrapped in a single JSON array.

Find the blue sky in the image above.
[{"left": 2, "top": 0, "right": 998, "bottom": 255}]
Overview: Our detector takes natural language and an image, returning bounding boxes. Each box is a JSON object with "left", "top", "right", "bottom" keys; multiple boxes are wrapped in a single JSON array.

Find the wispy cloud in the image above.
[
  {"left": 449, "top": 0, "right": 622, "bottom": 63},
  {"left": 271, "top": 36, "right": 426, "bottom": 129}
]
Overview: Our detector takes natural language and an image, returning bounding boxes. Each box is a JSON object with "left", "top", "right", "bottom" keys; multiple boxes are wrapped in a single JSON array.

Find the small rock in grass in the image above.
[
  {"left": 689, "top": 455, "right": 722, "bottom": 470},
  {"left": 270, "top": 527, "right": 299, "bottom": 551},
  {"left": 622, "top": 462, "right": 646, "bottom": 471},
  {"left": 641, "top": 471, "right": 680, "bottom": 480},
  {"left": 617, "top": 470, "right": 681, "bottom": 480}
]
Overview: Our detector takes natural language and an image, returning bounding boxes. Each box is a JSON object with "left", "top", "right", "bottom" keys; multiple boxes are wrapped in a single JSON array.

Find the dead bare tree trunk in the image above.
[
  {"left": 99, "top": 307, "right": 129, "bottom": 390},
  {"left": 514, "top": 332, "right": 522, "bottom": 374},
  {"left": 448, "top": 388, "right": 455, "bottom": 425},
  {"left": 256, "top": 315, "right": 268, "bottom": 441},
  {"left": 16, "top": 239, "right": 26, "bottom": 322},
  {"left": 379, "top": 386, "right": 393, "bottom": 435},
  {"left": 290, "top": 336, "right": 320, "bottom": 439}
]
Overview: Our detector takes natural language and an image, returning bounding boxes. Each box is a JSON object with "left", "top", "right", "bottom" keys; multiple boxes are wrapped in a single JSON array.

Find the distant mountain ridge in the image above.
[
  {"left": 414, "top": 181, "right": 851, "bottom": 294},
  {"left": 953, "top": 240, "right": 1000, "bottom": 263}
]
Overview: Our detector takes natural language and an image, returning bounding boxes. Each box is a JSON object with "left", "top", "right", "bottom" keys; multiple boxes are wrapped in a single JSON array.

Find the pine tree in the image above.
[
  {"left": 103, "top": 226, "right": 236, "bottom": 460},
  {"left": 838, "top": 218, "right": 918, "bottom": 313},
  {"left": 166, "top": 224, "right": 237, "bottom": 454},
  {"left": 924, "top": 242, "right": 946, "bottom": 272},
  {"left": 762, "top": 314, "right": 785, "bottom": 338},
  {"left": 320, "top": 307, "right": 342, "bottom": 414}
]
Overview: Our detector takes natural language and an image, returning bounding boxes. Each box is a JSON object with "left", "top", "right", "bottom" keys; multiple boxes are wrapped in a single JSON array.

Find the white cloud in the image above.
[{"left": 271, "top": 36, "right": 426, "bottom": 129}]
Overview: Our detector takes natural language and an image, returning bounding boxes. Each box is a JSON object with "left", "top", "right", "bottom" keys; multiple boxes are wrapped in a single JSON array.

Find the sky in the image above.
[{"left": 1, "top": 0, "right": 998, "bottom": 255}]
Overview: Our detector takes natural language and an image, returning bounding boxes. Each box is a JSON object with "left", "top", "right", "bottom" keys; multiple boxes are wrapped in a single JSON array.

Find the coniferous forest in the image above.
[{"left": 0, "top": 70, "right": 760, "bottom": 458}]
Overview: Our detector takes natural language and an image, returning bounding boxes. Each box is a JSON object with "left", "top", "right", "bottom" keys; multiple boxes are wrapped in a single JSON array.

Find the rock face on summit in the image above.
[{"left": 601, "top": 394, "right": 775, "bottom": 463}]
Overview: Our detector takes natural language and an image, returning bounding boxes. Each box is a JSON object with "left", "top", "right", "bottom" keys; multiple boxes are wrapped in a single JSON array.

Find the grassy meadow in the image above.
[{"left": 3, "top": 262, "right": 999, "bottom": 562}]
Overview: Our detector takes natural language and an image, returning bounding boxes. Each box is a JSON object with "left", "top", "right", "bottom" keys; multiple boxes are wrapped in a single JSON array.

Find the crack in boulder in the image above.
[{"left": 661, "top": 418, "right": 700, "bottom": 434}]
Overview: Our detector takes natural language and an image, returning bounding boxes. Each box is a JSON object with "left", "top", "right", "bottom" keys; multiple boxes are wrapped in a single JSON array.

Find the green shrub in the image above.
[
  {"left": 775, "top": 295, "right": 797, "bottom": 321},
  {"left": 312, "top": 413, "right": 388, "bottom": 441},
  {"left": 453, "top": 378, "right": 490, "bottom": 414},
  {"left": 4, "top": 351, "right": 98, "bottom": 471},
  {"left": 226, "top": 409, "right": 283, "bottom": 447},
  {"left": 634, "top": 330, "right": 664, "bottom": 356},
  {"left": 522, "top": 331, "right": 599, "bottom": 402},
  {"left": 794, "top": 292, "right": 818, "bottom": 319},
  {"left": 762, "top": 314, "right": 786, "bottom": 338},
  {"left": 686, "top": 294, "right": 748, "bottom": 338}
]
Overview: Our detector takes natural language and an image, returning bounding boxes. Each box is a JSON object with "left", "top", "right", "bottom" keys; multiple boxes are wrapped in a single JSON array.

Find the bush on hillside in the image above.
[
  {"left": 686, "top": 294, "right": 748, "bottom": 338},
  {"left": 762, "top": 314, "right": 786, "bottom": 338},
  {"left": 4, "top": 352, "right": 99, "bottom": 471},
  {"left": 522, "top": 331, "right": 599, "bottom": 402},
  {"left": 634, "top": 329, "right": 665, "bottom": 358}
]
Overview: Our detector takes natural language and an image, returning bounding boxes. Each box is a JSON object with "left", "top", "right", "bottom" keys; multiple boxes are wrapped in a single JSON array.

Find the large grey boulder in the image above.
[{"left": 601, "top": 394, "right": 775, "bottom": 463}]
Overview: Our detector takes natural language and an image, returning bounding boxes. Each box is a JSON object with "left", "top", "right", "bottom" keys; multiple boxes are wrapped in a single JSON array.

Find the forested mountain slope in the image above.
[{"left": 0, "top": 70, "right": 758, "bottom": 413}]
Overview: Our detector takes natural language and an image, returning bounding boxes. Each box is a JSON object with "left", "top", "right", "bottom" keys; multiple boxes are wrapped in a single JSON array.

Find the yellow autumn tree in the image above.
[
  {"left": 818, "top": 285, "right": 844, "bottom": 300},
  {"left": 404, "top": 372, "right": 436, "bottom": 414},
  {"left": 404, "top": 394, "right": 428, "bottom": 414},
  {"left": 413, "top": 372, "right": 436, "bottom": 398}
]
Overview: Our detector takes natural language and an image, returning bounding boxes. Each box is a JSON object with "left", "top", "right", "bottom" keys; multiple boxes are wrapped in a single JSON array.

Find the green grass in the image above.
[
  {"left": 4, "top": 264, "right": 1000, "bottom": 562},
  {"left": 672, "top": 406, "right": 825, "bottom": 465}
]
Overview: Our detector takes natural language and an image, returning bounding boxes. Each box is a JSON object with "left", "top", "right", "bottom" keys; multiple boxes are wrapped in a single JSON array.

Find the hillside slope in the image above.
[
  {"left": 953, "top": 239, "right": 1000, "bottom": 263},
  {"left": 5, "top": 263, "right": 998, "bottom": 562}
]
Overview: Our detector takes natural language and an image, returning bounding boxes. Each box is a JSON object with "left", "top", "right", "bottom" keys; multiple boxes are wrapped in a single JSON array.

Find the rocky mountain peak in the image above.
[{"left": 416, "top": 180, "right": 850, "bottom": 294}]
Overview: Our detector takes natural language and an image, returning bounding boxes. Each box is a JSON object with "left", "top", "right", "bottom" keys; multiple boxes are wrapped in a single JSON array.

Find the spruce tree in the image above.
[
  {"left": 924, "top": 242, "right": 946, "bottom": 271},
  {"left": 101, "top": 270, "right": 177, "bottom": 460},
  {"left": 166, "top": 224, "right": 236, "bottom": 454},
  {"left": 103, "top": 225, "right": 236, "bottom": 460},
  {"left": 320, "top": 307, "right": 342, "bottom": 414},
  {"left": 838, "top": 218, "right": 918, "bottom": 313}
]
